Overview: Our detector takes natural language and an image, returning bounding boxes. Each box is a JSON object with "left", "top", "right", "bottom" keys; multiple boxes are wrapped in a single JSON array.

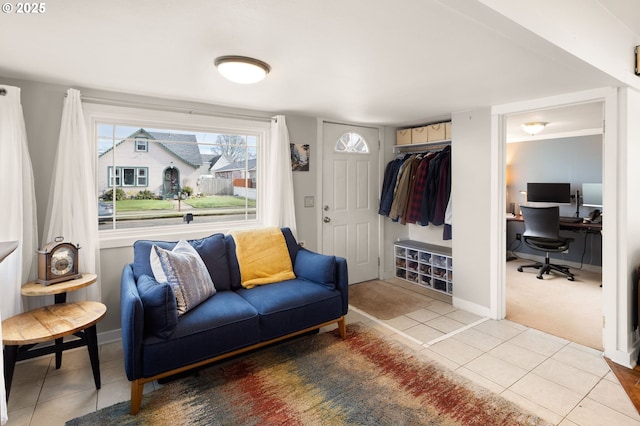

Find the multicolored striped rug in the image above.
[{"left": 67, "top": 324, "right": 551, "bottom": 425}]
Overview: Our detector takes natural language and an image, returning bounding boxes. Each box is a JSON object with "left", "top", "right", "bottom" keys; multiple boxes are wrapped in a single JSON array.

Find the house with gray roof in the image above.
[{"left": 97, "top": 128, "right": 203, "bottom": 199}]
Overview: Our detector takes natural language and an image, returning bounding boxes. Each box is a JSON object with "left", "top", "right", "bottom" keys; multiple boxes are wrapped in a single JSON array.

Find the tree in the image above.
[{"left": 211, "top": 135, "right": 247, "bottom": 163}]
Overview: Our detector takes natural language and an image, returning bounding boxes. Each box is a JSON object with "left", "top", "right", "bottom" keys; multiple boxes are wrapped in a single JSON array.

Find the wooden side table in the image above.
[
  {"left": 2, "top": 301, "right": 106, "bottom": 401},
  {"left": 21, "top": 273, "right": 98, "bottom": 369},
  {"left": 3, "top": 273, "right": 104, "bottom": 402},
  {"left": 22, "top": 273, "right": 97, "bottom": 304}
]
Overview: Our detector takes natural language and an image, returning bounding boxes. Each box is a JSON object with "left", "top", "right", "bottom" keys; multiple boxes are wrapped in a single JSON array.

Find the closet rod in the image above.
[{"left": 64, "top": 93, "right": 274, "bottom": 122}]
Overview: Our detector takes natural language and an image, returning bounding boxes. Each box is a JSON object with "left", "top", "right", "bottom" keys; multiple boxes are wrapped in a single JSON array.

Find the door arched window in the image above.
[{"left": 335, "top": 132, "right": 370, "bottom": 153}]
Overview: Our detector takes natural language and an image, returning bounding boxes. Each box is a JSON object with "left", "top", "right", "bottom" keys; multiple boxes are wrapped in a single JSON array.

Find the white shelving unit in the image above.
[{"left": 394, "top": 240, "right": 453, "bottom": 295}]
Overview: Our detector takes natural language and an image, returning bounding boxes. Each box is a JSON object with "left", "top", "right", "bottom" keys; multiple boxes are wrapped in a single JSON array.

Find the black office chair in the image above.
[{"left": 517, "top": 206, "right": 575, "bottom": 281}]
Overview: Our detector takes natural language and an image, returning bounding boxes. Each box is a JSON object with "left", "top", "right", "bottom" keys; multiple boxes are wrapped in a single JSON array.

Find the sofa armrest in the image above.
[
  {"left": 294, "top": 248, "right": 349, "bottom": 316},
  {"left": 121, "top": 263, "right": 144, "bottom": 381},
  {"left": 334, "top": 256, "right": 349, "bottom": 315}
]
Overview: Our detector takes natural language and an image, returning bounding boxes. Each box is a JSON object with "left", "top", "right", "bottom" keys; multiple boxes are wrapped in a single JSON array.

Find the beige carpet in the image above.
[
  {"left": 349, "top": 280, "right": 433, "bottom": 319},
  {"left": 506, "top": 258, "right": 603, "bottom": 350}
]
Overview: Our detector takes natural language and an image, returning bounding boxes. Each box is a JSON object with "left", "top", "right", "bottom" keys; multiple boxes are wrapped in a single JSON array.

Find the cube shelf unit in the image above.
[{"left": 394, "top": 240, "right": 453, "bottom": 295}]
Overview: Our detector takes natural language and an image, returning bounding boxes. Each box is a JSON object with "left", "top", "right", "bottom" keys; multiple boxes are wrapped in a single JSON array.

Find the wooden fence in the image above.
[{"left": 198, "top": 177, "right": 233, "bottom": 196}]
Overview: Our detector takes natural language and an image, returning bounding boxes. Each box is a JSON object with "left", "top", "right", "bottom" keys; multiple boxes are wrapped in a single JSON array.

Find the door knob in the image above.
[
  {"left": 323, "top": 216, "right": 331, "bottom": 223},
  {"left": 324, "top": 205, "right": 330, "bottom": 211}
]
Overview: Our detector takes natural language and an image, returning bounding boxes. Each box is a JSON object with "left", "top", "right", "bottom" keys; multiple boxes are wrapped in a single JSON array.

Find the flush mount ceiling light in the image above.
[
  {"left": 214, "top": 56, "right": 270, "bottom": 84},
  {"left": 521, "top": 122, "right": 548, "bottom": 136}
]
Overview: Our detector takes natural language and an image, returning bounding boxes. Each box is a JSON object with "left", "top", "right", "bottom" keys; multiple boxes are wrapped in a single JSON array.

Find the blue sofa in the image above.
[{"left": 120, "top": 228, "right": 348, "bottom": 414}]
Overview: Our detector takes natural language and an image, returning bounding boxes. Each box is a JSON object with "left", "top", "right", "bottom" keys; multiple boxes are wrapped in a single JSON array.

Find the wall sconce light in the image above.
[
  {"left": 635, "top": 45, "right": 639, "bottom": 76},
  {"left": 521, "top": 122, "right": 548, "bottom": 136},
  {"left": 214, "top": 56, "right": 271, "bottom": 84}
]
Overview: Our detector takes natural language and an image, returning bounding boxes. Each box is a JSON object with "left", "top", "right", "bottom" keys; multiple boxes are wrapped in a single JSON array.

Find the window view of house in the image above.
[{"left": 97, "top": 124, "right": 258, "bottom": 230}]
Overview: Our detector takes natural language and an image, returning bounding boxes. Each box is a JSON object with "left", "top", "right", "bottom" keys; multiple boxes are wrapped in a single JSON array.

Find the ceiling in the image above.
[
  {"left": 506, "top": 102, "right": 604, "bottom": 142},
  {"left": 0, "top": 0, "right": 636, "bottom": 127}
]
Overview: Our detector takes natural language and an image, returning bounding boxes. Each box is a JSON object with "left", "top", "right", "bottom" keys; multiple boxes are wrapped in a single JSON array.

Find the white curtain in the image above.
[
  {"left": 43, "top": 88, "right": 100, "bottom": 302},
  {"left": 263, "top": 115, "right": 297, "bottom": 235},
  {"left": 0, "top": 85, "right": 38, "bottom": 425}
]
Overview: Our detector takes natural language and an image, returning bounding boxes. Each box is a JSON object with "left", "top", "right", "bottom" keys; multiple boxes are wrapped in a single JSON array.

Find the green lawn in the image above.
[
  {"left": 185, "top": 196, "right": 256, "bottom": 208},
  {"left": 115, "top": 200, "right": 174, "bottom": 211},
  {"left": 112, "top": 196, "right": 255, "bottom": 212}
]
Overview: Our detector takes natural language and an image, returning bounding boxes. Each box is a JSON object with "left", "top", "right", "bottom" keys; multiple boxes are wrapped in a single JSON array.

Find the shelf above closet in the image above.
[{"left": 393, "top": 139, "right": 451, "bottom": 153}]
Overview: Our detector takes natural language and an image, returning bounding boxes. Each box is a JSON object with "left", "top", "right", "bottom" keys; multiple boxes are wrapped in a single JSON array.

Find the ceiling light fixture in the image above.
[
  {"left": 521, "top": 122, "right": 548, "bottom": 136},
  {"left": 214, "top": 56, "right": 271, "bottom": 84}
]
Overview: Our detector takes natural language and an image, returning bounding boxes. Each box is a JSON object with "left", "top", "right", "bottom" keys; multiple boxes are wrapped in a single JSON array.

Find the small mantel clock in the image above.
[{"left": 37, "top": 236, "right": 81, "bottom": 286}]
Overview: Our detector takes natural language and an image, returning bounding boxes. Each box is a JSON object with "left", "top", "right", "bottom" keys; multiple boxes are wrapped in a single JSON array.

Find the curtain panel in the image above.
[
  {"left": 0, "top": 85, "right": 38, "bottom": 425},
  {"left": 262, "top": 115, "right": 297, "bottom": 235},
  {"left": 43, "top": 88, "right": 101, "bottom": 302}
]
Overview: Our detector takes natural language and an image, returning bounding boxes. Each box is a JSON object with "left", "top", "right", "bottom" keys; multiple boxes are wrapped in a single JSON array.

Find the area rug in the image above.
[
  {"left": 67, "top": 324, "right": 550, "bottom": 425},
  {"left": 349, "top": 280, "right": 431, "bottom": 320}
]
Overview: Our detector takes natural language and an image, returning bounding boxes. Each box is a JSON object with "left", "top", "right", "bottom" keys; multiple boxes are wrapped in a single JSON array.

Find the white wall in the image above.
[
  {"left": 619, "top": 87, "right": 640, "bottom": 361},
  {"left": 450, "top": 108, "right": 493, "bottom": 314}
]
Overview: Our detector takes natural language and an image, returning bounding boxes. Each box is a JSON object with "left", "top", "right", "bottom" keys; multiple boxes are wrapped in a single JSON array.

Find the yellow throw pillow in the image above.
[{"left": 231, "top": 227, "right": 296, "bottom": 288}]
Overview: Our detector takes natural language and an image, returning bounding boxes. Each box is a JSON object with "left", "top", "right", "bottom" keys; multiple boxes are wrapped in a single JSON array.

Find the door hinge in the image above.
[
  {"left": 603, "top": 316, "right": 605, "bottom": 328},
  {"left": 378, "top": 257, "right": 380, "bottom": 266}
]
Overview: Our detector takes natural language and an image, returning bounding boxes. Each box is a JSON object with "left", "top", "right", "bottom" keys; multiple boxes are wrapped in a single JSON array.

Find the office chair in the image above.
[{"left": 517, "top": 206, "right": 575, "bottom": 281}]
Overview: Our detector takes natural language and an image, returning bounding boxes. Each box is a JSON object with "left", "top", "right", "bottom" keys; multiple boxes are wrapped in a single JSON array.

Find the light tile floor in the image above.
[{"left": 4, "top": 279, "right": 639, "bottom": 425}]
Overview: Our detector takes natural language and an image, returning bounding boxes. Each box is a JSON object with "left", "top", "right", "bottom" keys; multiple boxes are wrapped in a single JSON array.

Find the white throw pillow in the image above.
[{"left": 150, "top": 240, "right": 216, "bottom": 315}]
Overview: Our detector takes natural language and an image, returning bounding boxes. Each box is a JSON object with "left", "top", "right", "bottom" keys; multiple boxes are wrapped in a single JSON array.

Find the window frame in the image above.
[
  {"left": 135, "top": 137, "right": 148, "bottom": 152},
  {"left": 107, "top": 166, "right": 149, "bottom": 188},
  {"left": 84, "top": 102, "right": 270, "bottom": 247}
]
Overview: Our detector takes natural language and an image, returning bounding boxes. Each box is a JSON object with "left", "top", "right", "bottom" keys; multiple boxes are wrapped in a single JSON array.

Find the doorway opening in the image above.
[{"left": 503, "top": 101, "right": 604, "bottom": 350}]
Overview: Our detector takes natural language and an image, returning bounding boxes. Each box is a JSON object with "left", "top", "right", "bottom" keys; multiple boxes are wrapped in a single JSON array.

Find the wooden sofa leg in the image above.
[
  {"left": 130, "top": 379, "right": 144, "bottom": 415},
  {"left": 338, "top": 316, "right": 347, "bottom": 338}
]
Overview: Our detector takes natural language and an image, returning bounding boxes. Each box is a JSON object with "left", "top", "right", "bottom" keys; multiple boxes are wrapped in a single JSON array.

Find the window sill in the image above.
[{"left": 99, "top": 220, "right": 262, "bottom": 249}]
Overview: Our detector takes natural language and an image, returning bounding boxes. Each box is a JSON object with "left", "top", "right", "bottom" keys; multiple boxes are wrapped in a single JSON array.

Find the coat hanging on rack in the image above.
[{"left": 379, "top": 145, "right": 452, "bottom": 240}]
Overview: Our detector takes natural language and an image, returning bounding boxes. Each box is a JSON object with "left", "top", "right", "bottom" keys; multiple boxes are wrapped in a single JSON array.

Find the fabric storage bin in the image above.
[
  {"left": 396, "top": 129, "right": 412, "bottom": 145},
  {"left": 445, "top": 122, "right": 452, "bottom": 140},
  {"left": 427, "top": 123, "right": 446, "bottom": 142},
  {"left": 411, "top": 126, "right": 429, "bottom": 144}
]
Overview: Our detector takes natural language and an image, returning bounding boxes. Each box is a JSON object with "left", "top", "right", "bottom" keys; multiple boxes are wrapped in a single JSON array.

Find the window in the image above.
[
  {"left": 135, "top": 137, "right": 148, "bottom": 152},
  {"left": 107, "top": 167, "right": 148, "bottom": 187},
  {"left": 335, "top": 132, "right": 369, "bottom": 153},
  {"left": 90, "top": 107, "right": 267, "bottom": 232}
]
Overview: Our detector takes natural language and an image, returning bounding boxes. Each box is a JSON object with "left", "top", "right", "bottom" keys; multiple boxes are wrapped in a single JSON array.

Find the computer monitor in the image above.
[
  {"left": 582, "top": 183, "right": 603, "bottom": 208},
  {"left": 526, "top": 182, "right": 571, "bottom": 204}
]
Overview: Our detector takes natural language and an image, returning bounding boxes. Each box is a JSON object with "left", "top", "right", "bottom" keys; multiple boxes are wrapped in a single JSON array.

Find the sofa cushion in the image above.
[
  {"left": 230, "top": 227, "right": 296, "bottom": 289},
  {"left": 133, "top": 233, "right": 232, "bottom": 291},
  {"left": 137, "top": 274, "right": 178, "bottom": 339},
  {"left": 237, "top": 279, "right": 342, "bottom": 340},
  {"left": 140, "top": 291, "right": 260, "bottom": 378},
  {"left": 294, "top": 249, "right": 336, "bottom": 290},
  {"left": 150, "top": 241, "right": 216, "bottom": 315}
]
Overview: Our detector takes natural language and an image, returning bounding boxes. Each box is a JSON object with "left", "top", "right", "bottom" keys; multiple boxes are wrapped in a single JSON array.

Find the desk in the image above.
[
  {"left": 507, "top": 215, "right": 602, "bottom": 233},
  {"left": 507, "top": 215, "right": 602, "bottom": 266}
]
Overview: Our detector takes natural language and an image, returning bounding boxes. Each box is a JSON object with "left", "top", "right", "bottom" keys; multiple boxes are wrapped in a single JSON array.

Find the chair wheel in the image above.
[
  {"left": 517, "top": 267, "right": 523, "bottom": 272},
  {"left": 536, "top": 275, "right": 543, "bottom": 280},
  {"left": 568, "top": 276, "right": 575, "bottom": 281}
]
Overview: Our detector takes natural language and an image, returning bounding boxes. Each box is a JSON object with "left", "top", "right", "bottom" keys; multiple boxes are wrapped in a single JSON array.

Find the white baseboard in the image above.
[
  {"left": 605, "top": 346, "right": 637, "bottom": 369},
  {"left": 452, "top": 297, "right": 492, "bottom": 318},
  {"left": 98, "top": 328, "right": 122, "bottom": 345}
]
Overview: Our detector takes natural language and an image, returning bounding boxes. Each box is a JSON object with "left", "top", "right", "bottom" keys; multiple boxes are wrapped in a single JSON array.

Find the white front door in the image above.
[{"left": 322, "top": 122, "right": 379, "bottom": 284}]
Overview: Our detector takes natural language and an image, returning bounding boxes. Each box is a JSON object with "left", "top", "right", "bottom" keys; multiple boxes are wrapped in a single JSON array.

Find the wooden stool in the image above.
[{"left": 2, "top": 301, "right": 106, "bottom": 402}]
